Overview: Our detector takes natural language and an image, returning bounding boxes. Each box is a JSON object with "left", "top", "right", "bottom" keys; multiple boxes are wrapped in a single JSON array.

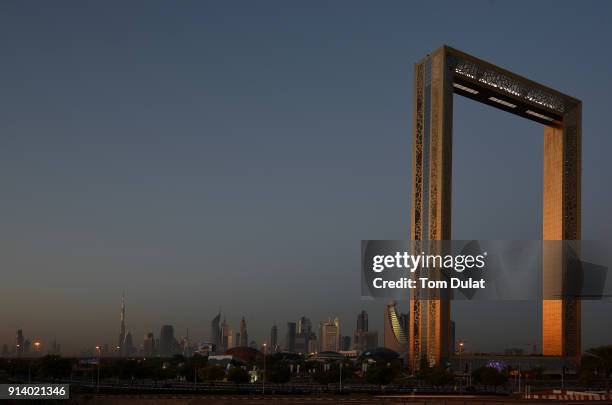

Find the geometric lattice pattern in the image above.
[
  {"left": 448, "top": 54, "right": 568, "bottom": 113},
  {"left": 410, "top": 45, "right": 582, "bottom": 371}
]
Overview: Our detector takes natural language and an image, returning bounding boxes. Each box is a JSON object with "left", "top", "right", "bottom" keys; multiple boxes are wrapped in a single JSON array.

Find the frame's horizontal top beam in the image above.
[
  {"left": 453, "top": 77, "right": 563, "bottom": 125},
  {"left": 426, "top": 45, "right": 580, "bottom": 117}
]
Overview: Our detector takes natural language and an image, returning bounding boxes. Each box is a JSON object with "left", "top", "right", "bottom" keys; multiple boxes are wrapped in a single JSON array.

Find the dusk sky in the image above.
[{"left": 1, "top": 1, "right": 612, "bottom": 355}]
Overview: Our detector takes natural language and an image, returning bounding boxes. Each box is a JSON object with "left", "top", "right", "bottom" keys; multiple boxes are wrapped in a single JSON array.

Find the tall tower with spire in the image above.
[{"left": 118, "top": 292, "right": 126, "bottom": 356}]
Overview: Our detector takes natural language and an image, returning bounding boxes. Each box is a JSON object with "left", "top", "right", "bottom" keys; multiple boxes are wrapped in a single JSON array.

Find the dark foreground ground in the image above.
[{"left": 7, "top": 394, "right": 611, "bottom": 405}]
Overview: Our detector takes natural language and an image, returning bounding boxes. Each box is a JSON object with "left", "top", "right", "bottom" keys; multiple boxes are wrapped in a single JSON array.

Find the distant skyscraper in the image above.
[
  {"left": 50, "top": 338, "right": 60, "bottom": 356},
  {"left": 383, "top": 301, "right": 408, "bottom": 354},
  {"left": 239, "top": 317, "right": 249, "bottom": 347},
  {"left": 365, "top": 331, "right": 378, "bottom": 350},
  {"left": 16, "top": 329, "right": 24, "bottom": 356},
  {"left": 354, "top": 310, "right": 372, "bottom": 352},
  {"left": 210, "top": 311, "right": 221, "bottom": 352},
  {"left": 124, "top": 332, "right": 135, "bottom": 356},
  {"left": 118, "top": 293, "right": 126, "bottom": 356},
  {"left": 180, "top": 330, "right": 192, "bottom": 357},
  {"left": 335, "top": 317, "right": 341, "bottom": 349},
  {"left": 285, "top": 322, "right": 296, "bottom": 352},
  {"left": 270, "top": 325, "right": 278, "bottom": 352},
  {"left": 307, "top": 333, "right": 318, "bottom": 354},
  {"left": 1, "top": 344, "right": 8, "bottom": 357},
  {"left": 357, "top": 310, "right": 368, "bottom": 332},
  {"left": 143, "top": 332, "right": 155, "bottom": 357},
  {"left": 319, "top": 317, "right": 340, "bottom": 352},
  {"left": 341, "top": 336, "right": 351, "bottom": 351},
  {"left": 221, "top": 317, "right": 234, "bottom": 351},
  {"left": 159, "top": 325, "right": 176, "bottom": 357},
  {"left": 294, "top": 334, "right": 308, "bottom": 354},
  {"left": 297, "top": 316, "right": 312, "bottom": 335},
  {"left": 295, "top": 316, "right": 312, "bottom": 354}
]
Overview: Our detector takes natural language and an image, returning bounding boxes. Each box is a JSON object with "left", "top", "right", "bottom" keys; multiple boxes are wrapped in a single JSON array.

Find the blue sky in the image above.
[{"left": 1, "top": 1, "right": 611, "bottom": 354}]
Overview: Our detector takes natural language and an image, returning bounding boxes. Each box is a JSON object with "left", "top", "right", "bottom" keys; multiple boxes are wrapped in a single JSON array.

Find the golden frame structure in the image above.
[{"left": 409, "top": 46, "right": 582, "bottom": 369}]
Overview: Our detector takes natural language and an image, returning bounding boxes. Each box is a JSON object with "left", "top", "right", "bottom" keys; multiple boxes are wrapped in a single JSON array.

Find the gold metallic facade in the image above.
[{"left": 410, "top": 46, "right": 581, "bottom": 370}]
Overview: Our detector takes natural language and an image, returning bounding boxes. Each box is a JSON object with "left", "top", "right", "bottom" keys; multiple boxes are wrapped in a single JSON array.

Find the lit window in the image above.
[
  {"left": 453, "top": 83, "right": 478, "bottom": 94},
  {"left": 526, "top": 110, "right": 554, "bottom": 121},
  {"left": 488, "top": 97, "right": 516, "bottom": 108}
]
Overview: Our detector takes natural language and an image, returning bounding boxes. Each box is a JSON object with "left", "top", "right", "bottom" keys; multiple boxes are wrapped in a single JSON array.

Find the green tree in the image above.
[
  {"left": 178, "top": 355, "right": 207, "bottom": 382},
  {"left": 268, "top": 364, "right": 291, "bottom": 384},
  {"left": 313, "top": 365, "right": 338, "bottom": 385},
  {"left": 34, "top": 355, "right": 73, "bottom": 381},
  {"left": 583, "top": 345, "right": 612, "bottom": 393},
  {"left": 424, "top": 366, "right": 455, "bottom": 389},
  {"left": 472, "top": 366, "right": 507, "bottom": 391},
  {"left": 365, "top": 365, "right": 397, "bottom": 386},
  {"left": 198, "top": 364, "right": 226, "bottom": 381},
  {"left": 109, "top": 359, "right": 143, "bottom": 381},
  {"left": 140, "top": 358, "right": 174, "bottom": 382},
  {"left": 227, "top": 367, "right": 250, "bottom": 384}
]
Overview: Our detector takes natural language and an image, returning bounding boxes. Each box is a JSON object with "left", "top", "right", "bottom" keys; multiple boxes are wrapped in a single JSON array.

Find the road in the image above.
[{"left": 69, "top": 394, "right": 612, "bottom": 404}]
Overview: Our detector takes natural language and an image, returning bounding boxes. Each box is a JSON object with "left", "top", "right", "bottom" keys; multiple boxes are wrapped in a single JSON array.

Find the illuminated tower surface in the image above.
[{"left": 410, "top": 45, "right": 581, "bottom": 369}]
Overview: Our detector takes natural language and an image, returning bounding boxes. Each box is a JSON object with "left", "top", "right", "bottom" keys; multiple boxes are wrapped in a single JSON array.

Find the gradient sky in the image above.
[{"left": 1, "top": 1, "right": 612, "bottom": 355}]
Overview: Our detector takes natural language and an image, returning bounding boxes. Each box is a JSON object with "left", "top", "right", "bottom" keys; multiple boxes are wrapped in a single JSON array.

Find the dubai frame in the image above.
[{"left": 409, "top": 46, "right": 581, "bottom": 369}]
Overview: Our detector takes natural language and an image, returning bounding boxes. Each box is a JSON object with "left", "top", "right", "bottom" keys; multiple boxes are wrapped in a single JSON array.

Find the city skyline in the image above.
[
  {"left": 2, "top": 291, "right": 604, "bottom": 359},
  {"left": 1, "top": 294, "right": 387, "bottom": 357}
]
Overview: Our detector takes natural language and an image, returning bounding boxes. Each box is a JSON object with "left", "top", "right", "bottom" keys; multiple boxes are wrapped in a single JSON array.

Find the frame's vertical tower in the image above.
[
  {"left": 410, "top": 45, "right": 582, "bottom": 370},
  {"left": 410, "top": 47, "right": 453, "bottom": 369},
  {"left": 542, "top": 103, "right": 581, "bottom": 360}
]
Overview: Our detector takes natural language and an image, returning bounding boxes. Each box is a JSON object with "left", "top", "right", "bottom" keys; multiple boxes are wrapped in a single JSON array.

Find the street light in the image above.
[
  {"left": 262, "top": 343, "right": 267, "bottom": 395},
  {"left": 95, "top": 346, "right": 101, "bottom": 391},
  {"left": 459, "top": 341, "right": 464, "bottom": 393}
]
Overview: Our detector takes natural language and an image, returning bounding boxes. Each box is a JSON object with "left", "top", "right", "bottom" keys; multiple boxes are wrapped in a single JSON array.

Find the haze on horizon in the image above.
[{"left": 1, "top": 1, "right": 612, "bottom": 355}]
